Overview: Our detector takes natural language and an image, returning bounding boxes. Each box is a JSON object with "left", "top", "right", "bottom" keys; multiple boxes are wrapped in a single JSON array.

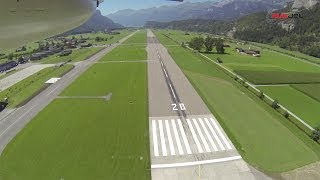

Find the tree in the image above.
[
  {"left": 189, "top": 37, "right": 204, "bottom": 51},
  {"left": 271, "top": 100, "right": 280, "bottom": 109},
  {"left": 204, "top": 36, "right": 215, "bottom": 52},
  {"left": 311, "top": 128, "right": 320, "bottom": 142},
  {"left": 259, "top": 91, "right": 264, "bottom": 99},
  {"left": 215, "top": 38, "right": 225, "bottom": 54},
  {"left": 181, "top": 42, "right": 186, "bottom": 48},
  {"left": 8, "top": 53, "right": 14, "bottom": 60}
]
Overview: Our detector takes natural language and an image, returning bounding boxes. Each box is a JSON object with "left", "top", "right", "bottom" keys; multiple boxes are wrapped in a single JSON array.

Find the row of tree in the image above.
[{"left": 189, "top": 36, "right": 225, "bottom": 54}]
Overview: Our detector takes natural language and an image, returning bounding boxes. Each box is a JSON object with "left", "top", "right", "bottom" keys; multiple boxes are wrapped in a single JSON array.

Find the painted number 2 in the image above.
[{"left": 171, "top": 103, "right": 186, "bottom": 111}]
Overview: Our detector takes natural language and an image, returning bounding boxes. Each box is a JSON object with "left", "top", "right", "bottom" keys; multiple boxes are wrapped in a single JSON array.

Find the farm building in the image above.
[{"left": 59, "top": 50, "right": 72, "bottom": 57}]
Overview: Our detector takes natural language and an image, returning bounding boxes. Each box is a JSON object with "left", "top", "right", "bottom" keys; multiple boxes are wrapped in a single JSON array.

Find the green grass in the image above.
[
  {"left": 0, "top": 62, "right": 150, "bottom": 179},
  {"left": 258, "top": 86, "right": 320, "bottom": 128},
  {"left": 0, "top": 65, "right": 74, "bottom": 108},
  {"left": 99, "top": 45, "right": 146, "bottom": 61},
  {"left": 122, "top": 30, "right": 147, "bottom": 44},
  {"left": 39, "top": 47, "right": 103, "bottom": 64},
  {"left": 155, "top": 31, "right": 320, "bottom": 172},
  {"left": 291, "top": 84, "right": 320, "bottom": 102},
  {"left": 235, "top": 70, "right": 320, "bottom": 85}
]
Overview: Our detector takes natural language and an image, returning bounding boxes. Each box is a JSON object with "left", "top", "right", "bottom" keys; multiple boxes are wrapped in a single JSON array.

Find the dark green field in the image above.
[
  {"left": 235, "top": 70, "right": 320, "bottom": 85},
  {"left": 155, "top": 31, "right": 320, "bottom": 172},
  {"left": 291, "top": 84, "right": 320, "bottom": 102},
  {"left": 0, "top": 62, "right": 150, "bottom": 180}
]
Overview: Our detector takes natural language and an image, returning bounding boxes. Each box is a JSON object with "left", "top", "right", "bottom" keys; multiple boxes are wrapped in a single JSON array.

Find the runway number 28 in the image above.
[{"left": 171, "top": 103, "right": 186, "bottom": 111}]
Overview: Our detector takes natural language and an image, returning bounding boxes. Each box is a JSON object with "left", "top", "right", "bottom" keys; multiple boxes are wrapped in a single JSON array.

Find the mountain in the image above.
[
  {"left": 107, "top": 0, "right": 284, "bottom": 27},
  {"left": 64, "top": 10, "right": 123, "bottom": 35},
  {"left": 292, "top": 0, "right": 320, "bottom": 9}
]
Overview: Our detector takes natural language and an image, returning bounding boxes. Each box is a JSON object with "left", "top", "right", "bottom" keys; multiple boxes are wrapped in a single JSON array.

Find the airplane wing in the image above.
[{"left": 0, "top": 0, "right": 97, "bottom": 50}]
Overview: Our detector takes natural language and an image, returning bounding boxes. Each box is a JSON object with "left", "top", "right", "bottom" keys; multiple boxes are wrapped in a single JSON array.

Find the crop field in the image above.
[
  {"left": 39, "top": 47, "right": 103, "bottom": 64},
  {"left": 155, "top": 31, "right": 320, "bottom": 172},
  {"left": 0, "top": 61, "right": 150, "bottom": 179},
  {"left": 291, "top": 84, "right": 320, "bottom": 102},
  {"left": 235, "top": 70, "right": 320, "bottom": 85},
  {"left": 258, "top": 86, "right": 320, "bottom": 128},
  {"left": 0, "top": 65, "right": 73, "bottom": 108}
]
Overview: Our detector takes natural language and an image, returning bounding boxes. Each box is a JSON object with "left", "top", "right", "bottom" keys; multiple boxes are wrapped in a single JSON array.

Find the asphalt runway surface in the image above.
[
  {"left": 0, "top": 31, "right": 137, "bottom": 155},
  {"left": 147, "top": 30, "right": 270, "bottom": 180}
]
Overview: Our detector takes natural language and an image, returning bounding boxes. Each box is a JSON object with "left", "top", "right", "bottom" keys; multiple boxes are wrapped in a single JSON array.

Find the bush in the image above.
[
  {"left": 284, "top": 111, "right": 290, "bottom": 118},
  {"left": 311, "top": 128, "right": 320, "bottom": 142},
  {"left": 272, "top": 100, "right": 280, "bottom": 109},
  {"left": 259, "top": 91, "right": 264, "bottom": 99}
]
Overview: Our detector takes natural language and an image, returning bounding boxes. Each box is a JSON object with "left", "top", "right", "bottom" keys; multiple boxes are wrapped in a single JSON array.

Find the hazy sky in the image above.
[{"left": 99, "top": 0, "right": 214, "bottom": 15}]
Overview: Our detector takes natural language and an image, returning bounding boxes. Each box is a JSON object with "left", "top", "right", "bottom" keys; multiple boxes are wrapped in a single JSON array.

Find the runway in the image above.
[
  {"left": 0, "top": 31, "right": 137, "bottom": 155},
  {"left": 147, "top": 30, "right": 267, "bottom": 180}
]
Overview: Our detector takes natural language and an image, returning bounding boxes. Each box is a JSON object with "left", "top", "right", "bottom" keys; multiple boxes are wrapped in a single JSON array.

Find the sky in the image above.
[{"left": 99, "top": 0, "right": 213, "bottom": 15}]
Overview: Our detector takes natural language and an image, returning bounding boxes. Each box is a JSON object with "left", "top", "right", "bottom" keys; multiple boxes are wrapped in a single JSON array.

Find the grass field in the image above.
[
  {"left": 0, "top": 65, "right": 74, "bottom": 108},
  {"left": 155, "top": 31, "right": 320, "bottom": 172},
  {"left": 258, "top": 86, "right": 320, "bottom": 128},
  {"left": 235, "top": 70, "right": 320, "bottom": 85},
  {"left": 0, "top": 62, "right": 150, "bottom": 179},
  {"left": 291, "top": 84, "right": 320, "bottom": 102},
  {"left": 122, "top": 30, "right": 147, "bottom": 44},
  {"left": 66, "top": 29, "right": 133, "bottom": 46},
  {"left": 39, "top": 47, "right": 103, "bottom": 64},
  {"left": 99, "top": 32, "right": 147, "bottom": 62}
]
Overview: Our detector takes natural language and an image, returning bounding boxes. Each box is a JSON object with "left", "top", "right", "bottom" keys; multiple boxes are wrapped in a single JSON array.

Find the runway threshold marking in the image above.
[
  {"left": 192, "top": 118, "right": 211, "bottom": 153},
  {"left": 177, "top": 119, "right": 192, "bottom": 154},
  {"left": 209, "top": 118, "right": 232, "bottom": 150},
  {"left": 158, "top": 120, "right": 168, "bottom": 156},
  {"left": 151, "top": 155, "right": 242, "bottom": 169},
  {"left": 186, "top": 118, "right": 203, "bottom": 153},
  {"left": 171, "top": 120, "right": 184, "bottom": 155},
  {"left": 152, "top": 120, "right": 160, "bottom": 157},
  {"left": 165, "top": 120, "right": 176, "bottom": 156}
]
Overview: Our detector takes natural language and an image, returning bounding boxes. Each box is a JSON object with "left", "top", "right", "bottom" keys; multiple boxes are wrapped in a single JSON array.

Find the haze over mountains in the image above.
[
  {"left": 63, "top": 10, "right": 123, "bottom": 35},
  {"left": 107, "top": 0, "right": 285, "bottom": 27}
]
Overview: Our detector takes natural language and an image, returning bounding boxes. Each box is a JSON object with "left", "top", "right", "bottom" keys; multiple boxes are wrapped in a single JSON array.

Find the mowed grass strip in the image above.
[
  {"left": 291, "top": 84, "right": 320, "bottom": 102},
  {"left": 0, "top": 65, "right": 73, "bottom": 108},
  {"left": 0, "top": 63, "right": 150, "bottom": 179},
  {"left": 259, "top": 86, "right": 320, "bottom": 128},
  {"left": 99, "top": 45, "right": 147, "bottom": 62},
  {"left": 40, "top": 47, "right": 103, "bottom": 64},
  {"left": 235, "top": 70, "right": 320, "bottom": 85},
  {"left": 122, "top": 30, "right": 147, "bottom": 44},
  {"left": 155, "top": 31, "right": 320, "bottom": 172}
]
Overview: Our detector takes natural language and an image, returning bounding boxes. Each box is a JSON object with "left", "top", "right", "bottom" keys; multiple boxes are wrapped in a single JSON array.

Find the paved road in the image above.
[
  {"left": 0, "top": 31, "right": 137, "bottom": 154},
  {"left": 147, "top": 30, "right": 270, "bottom": 180},
  {"left": 0, "top": 64, "right": 54, "bottom": 91}
]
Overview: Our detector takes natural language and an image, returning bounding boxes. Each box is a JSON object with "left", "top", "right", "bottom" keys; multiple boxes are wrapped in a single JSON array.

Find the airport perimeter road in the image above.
[
  {"left": 0, "top": 31, "right": 138, "bottom": 154},
  {"left": 147, "top": 30, "right": 269, "bottom": 180}
]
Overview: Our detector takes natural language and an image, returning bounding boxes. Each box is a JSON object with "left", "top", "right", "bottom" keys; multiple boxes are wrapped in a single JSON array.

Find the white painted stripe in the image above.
[
  {"left": 192, "top": 118, "right": 211, "bottom": 153},
  {"left": 210, "top": 118, "right": 232, "bottom": 150},
  {"left": 171, "top": 120, "right": 184, "bottom": 155},
  {"left": 152, "top": 120, "right": 159, "bottom": 157},
  {"left": 165, "top": 120, "right": 176, "bottom": 156},
  {"left": 198, "top": 118, "right": 218, "bottom": 151},
  {"left": 186, "top": 119, "right": 203, "bottom": 153},
  {"left": 158, "top": 120, "right": 168, "bottom": 156},
  {"left": 204, "top": 118, "right": 225, "bottom": 151},
  {"left": 168, "top": 84, "right": 177, "bottom": 99},
  {"left": 177, "top": 119, "right": 192, "bottom": 154},
  {"left": 151, "top": 156, "right": 242, "bottom": 169},
  {"left": 163, "top": 68, "right": 168, "bottom": 78}
]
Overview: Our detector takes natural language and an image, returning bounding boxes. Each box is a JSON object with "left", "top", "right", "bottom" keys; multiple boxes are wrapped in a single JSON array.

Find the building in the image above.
[
  {"left": 236, "top": 47, "right": 261, "bottom": 57},
  {"left": 80, "top": 43, "right": 92, "bottom": 48}
]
